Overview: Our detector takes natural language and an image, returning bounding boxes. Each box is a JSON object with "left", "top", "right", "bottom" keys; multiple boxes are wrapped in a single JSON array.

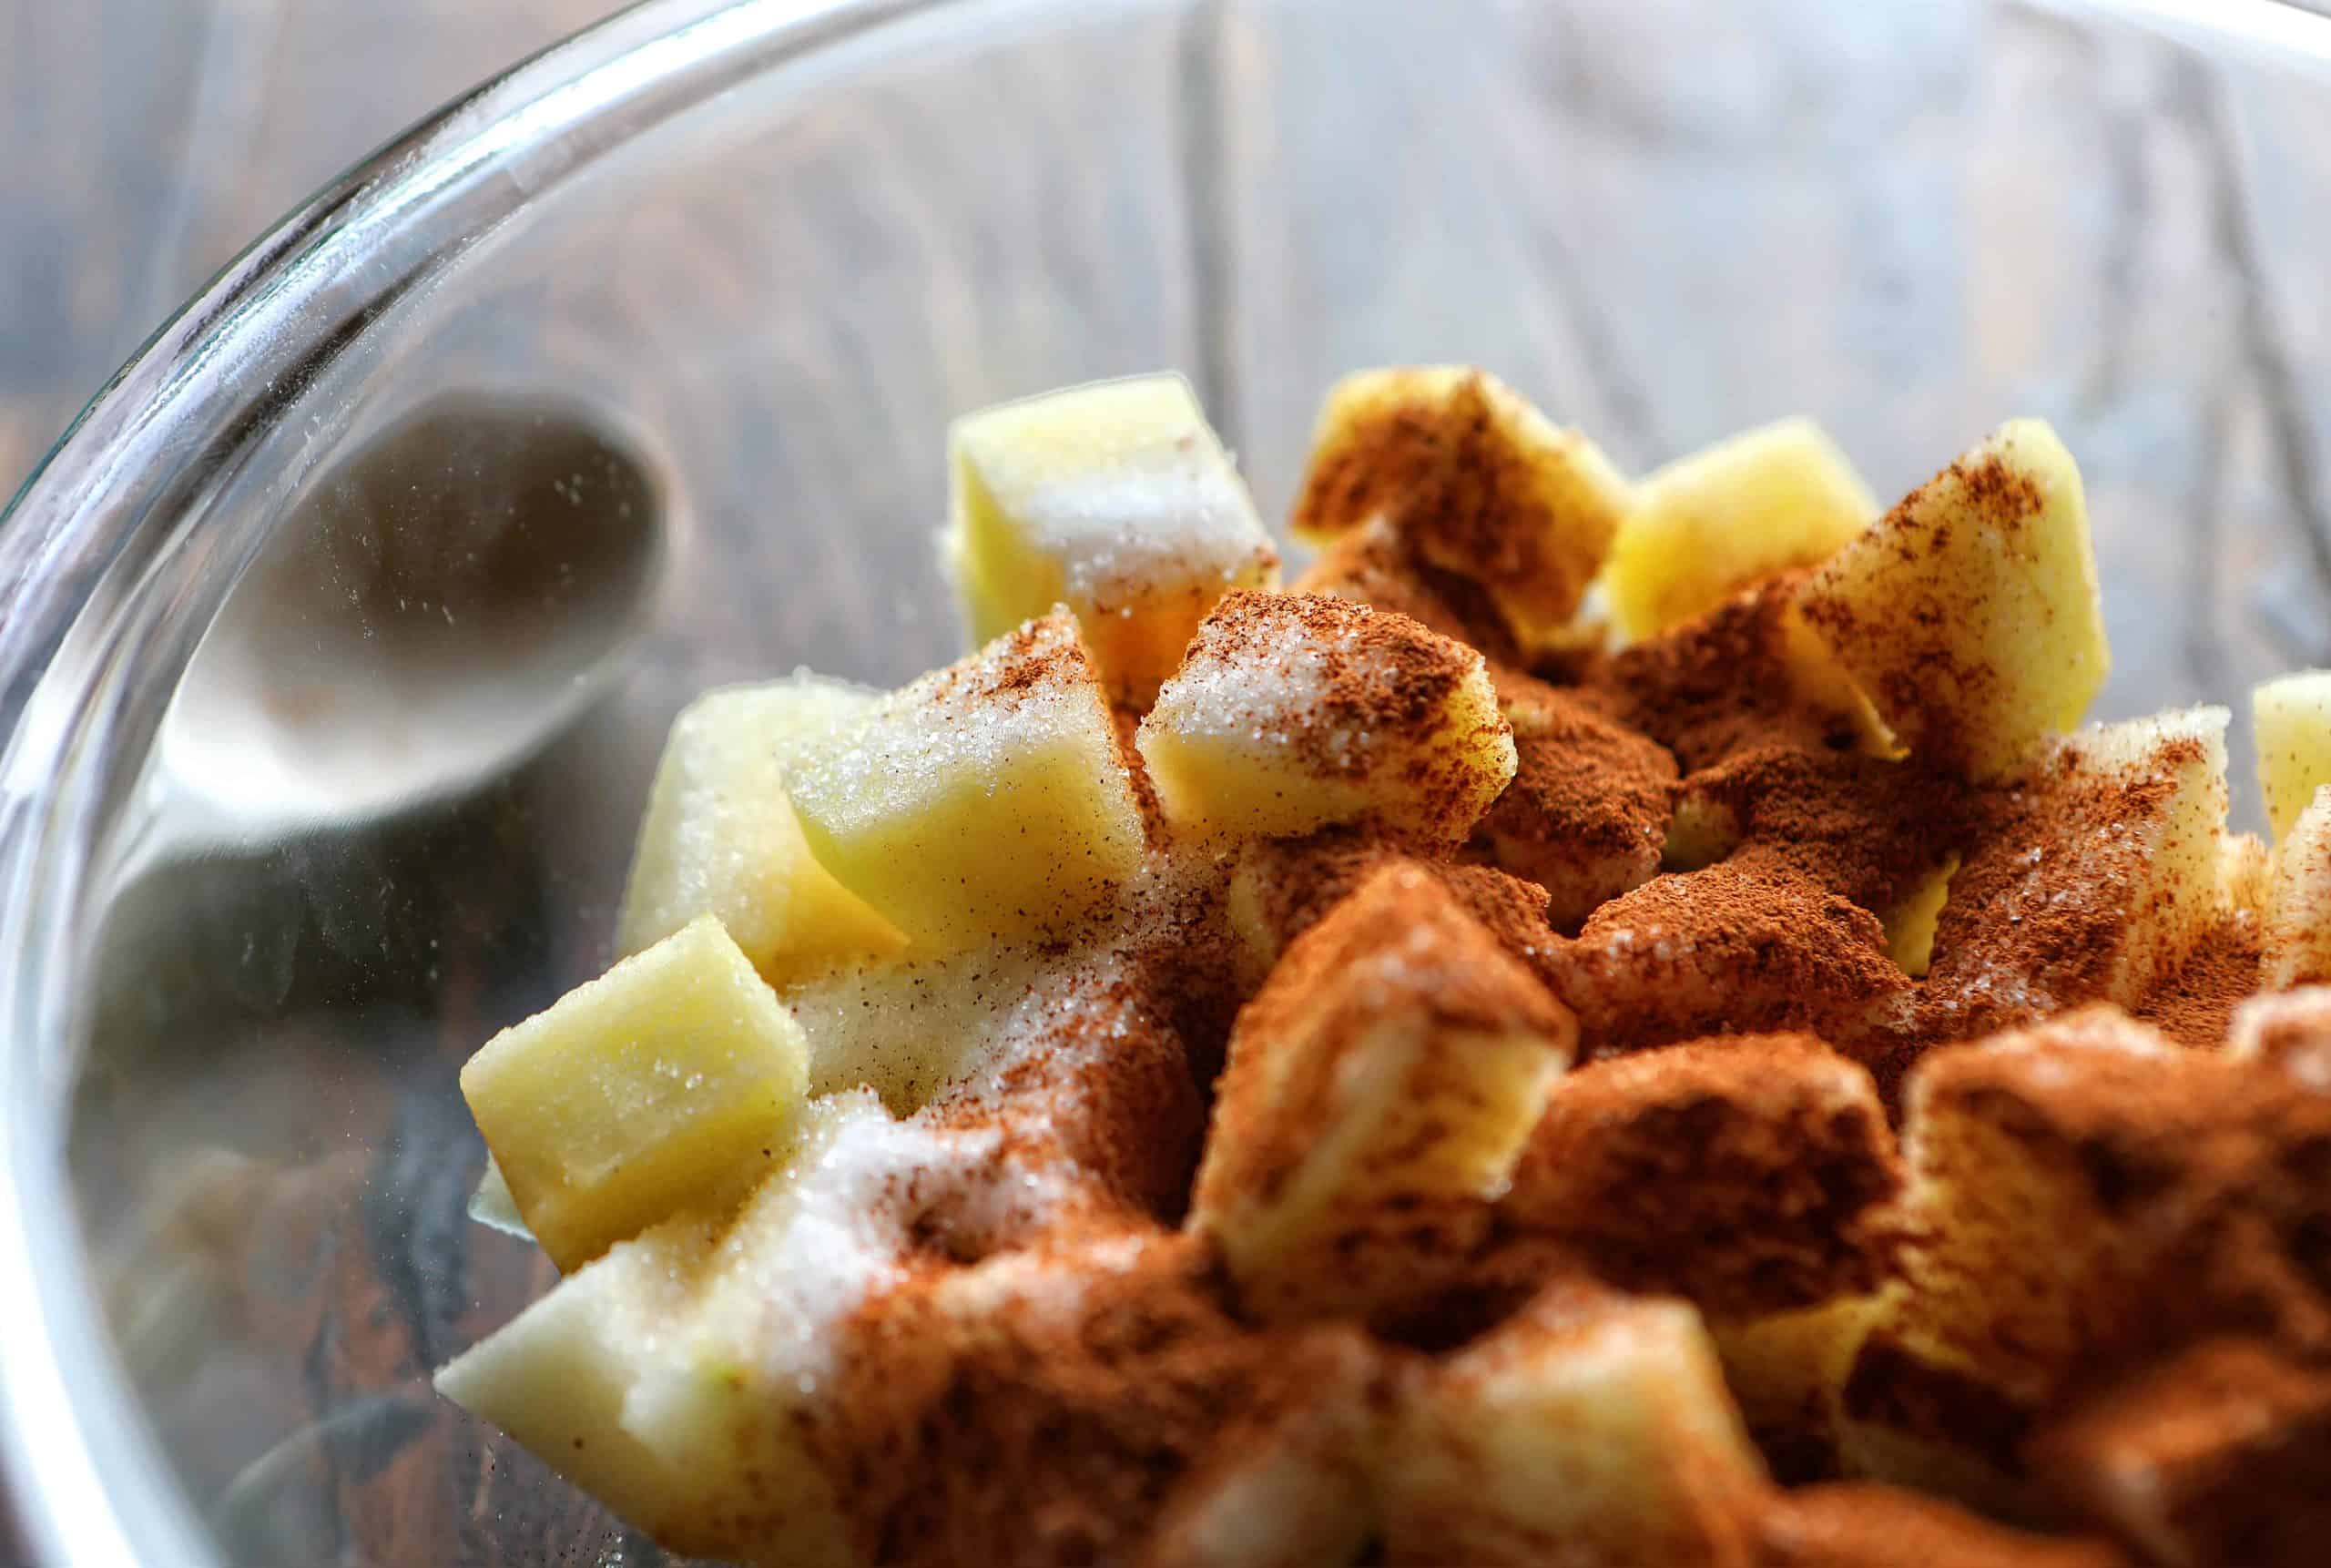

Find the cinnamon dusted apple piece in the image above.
[
  {"left": 1489, "top": 1034, "right": 1904, "bottom": 1482},
  {"left": 1796, "top": 419, "right": 2108, "bottom": 782},
  {"left": 1501, "top": 1035, "right": 1903, "bottom": 1321},
  {"left": 2222, "top": 830, "right": 2274, "bottom": 917},
  {"left": 1191, "top": 863, "right": 1574, "bottom": 1328},
  {"left": 1604, "top": 418, "right": 1878, "bottom": 642},
  {"left": 1291, "top": 514, "right": 1524, "bottom": 669},
  {"left": 1473, "top": 669, "right": 1676, "bottom": 930},
  {"left": 942, "top": 374, "right": 1279, "bottom": 705},
  {"left": 1289, "top": 367, "right": 1633, "bottom": 651},
  {"left": 618, "top": 674, "right": 905, "bottom": 983},
  {"left": 1136, "top": 591, "right": 1514, "bottom": 844},
  {"left": 1840, "top": 1007, "right": 2331, "bottom": 1503},
  {"left": 1924, "top": 708, "right": 2232, "bottom": 1035},
  {"left": 1224, "top": 827, "right": 1558, "bottom": 991},
  {"left": 1756, "top": 1483, "right": 2131, "bottom": 1568},
  {"left": 1382, "top": 1278, "right": 1769, "bottom": 1567},
  {"left": 824, "top": 1229, "right": 1388, "bottom": 1568},
  {"left": 2027, "top": 1337, "right": 2331, "bottom": 1568}
]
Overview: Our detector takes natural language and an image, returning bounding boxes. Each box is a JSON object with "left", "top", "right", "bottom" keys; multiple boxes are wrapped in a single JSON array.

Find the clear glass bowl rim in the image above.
[{"left": 4, "top": 0, "right": 2331, "bottom": 1563}]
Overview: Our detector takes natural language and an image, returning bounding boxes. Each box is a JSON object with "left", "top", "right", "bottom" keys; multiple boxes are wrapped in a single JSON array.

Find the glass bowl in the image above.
[{"left": 5, "top": 0, "right": 2331, "bottom": 1561}]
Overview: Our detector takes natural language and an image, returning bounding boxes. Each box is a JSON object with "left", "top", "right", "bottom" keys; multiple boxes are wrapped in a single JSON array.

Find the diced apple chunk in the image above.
[
  {"left": 1383, "top": 1281, "right": 1768, "bottom": 1566},
  {"left": 1928, "top": 708, "right": 2230, "bottom": 1025},
  {"left": 1711, "top": 1296, "right": 1882, "bottom": 1484},
  {"left": 459, "top": 916, "right": 809, "bottom": 1272},
  {"left": 1289, "top": 367, "right": 1633, "bottom": 649},
  {"left": 942, "top": 374, "right": 1278, "bottom": 704},
  {"left": 2255, "top": 670, "right": 2331, "bottom": 841},
  {"left": 788, "top": 609, "right": 1145, "bottom": 951},
  {"left": 437, "top": 1092, "right": 960, "bottom": 1565},
  {"left": 2265, "top": 785, "right": 2331, "bottom": 990},
  {"left": 616, "top": 675, "right": 905, "bottom": 984},
  {"left": 1292, "top": 514, "right": 1524, "bottom": 667},
  {"left": 1191, "top": 863, "right": 1574, "bottom": 1327},
  {"left": 1797, "top": 420, "right": 2107, "bottom": 781},
  {"left": 1475, "top": 671, "right": 1675, "bottom": 930},
  {"left": 1844, "top": 1006, "right": 2331, "bottom": 1502},
  {"left": 1604, "top": 418, "right": 1878, "bottom": 640},
  {"left": 1136, "top": 591, "right": 1515, "bottom": 843}
]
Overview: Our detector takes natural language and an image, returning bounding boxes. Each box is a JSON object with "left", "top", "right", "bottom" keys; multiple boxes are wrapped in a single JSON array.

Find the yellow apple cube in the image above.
[
  {"left": 1288, "top": 367, "right": 1633, "bottom": 649},
  {"left": 1192, "top": 864, "right": 1573, "bottom": 1327},
  {"left": 2224, "top": 830, "right": 2274, "bottom": 917},
  {"left": 1384, "top": 1283, "right": 1768, "bottom": 1566},
  {"left": 942, "top": 374, "right": 1279, "bottom": 704},
  {"left": 2254, "top": 669, "right": 2331, "bottom": 841},
  {"left": 787, "top": 608, "right": 1145, "bottom": 951},
  {"left": 437, "top": 1091, "right": 927, "bottom": 1565},
  {"left": 1604, "top": 418, "right": 1878, "bottom": 640},
  {"left": 1882, "top": 854, "right": 1958, "bottom": 980},
  {"left": 1136, "top": 591, "right": 1515, "bottom": 843},
  {"left": 1797, "top": 420, "right": 2107, "bottom": 781},
  {"left": 616, "top": 675, "right": 905, "bottom": 985},
  {"left": 459, "top": 916, "right": 809, "bottom": 1271},
  {"left": 2265, "top": 785, "right": 2331, "bottom": 991}
]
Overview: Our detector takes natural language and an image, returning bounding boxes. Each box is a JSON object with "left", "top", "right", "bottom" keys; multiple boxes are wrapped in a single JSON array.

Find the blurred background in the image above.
[{"left": 1, "top": 0, "right": 623, "bottom": 501}]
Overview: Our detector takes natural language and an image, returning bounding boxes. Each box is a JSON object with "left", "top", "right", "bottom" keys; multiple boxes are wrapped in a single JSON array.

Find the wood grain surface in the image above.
[
  {"left": 10, "top": 2, "right": 2331, "bottom": 1566},
  {"left": 0, "top": 0, "right": 620, "bottom": 501}
]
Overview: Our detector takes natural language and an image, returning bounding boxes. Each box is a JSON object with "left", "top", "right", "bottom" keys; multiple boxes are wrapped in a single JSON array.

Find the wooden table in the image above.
[{"left": 0, "top": 0, "right": 620, "bottom": 502}]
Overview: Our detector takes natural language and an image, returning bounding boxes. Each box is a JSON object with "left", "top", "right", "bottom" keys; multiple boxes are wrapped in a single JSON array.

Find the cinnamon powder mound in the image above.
[
  {"left": 1502, "top": 1034, "right": 1905, "bottom": 1319},
  {"left": 1904, "top": 1026, "right": 2331, "bottom": 1371},
  {"left": 1201, "top": 860, "right": 1574, "bottom": 1233},
  {"left": 818, "top": 1229, "right": 1389, "bottom": 1568},
  {"left": 1229, "top": 825, "right": 1562, "bottom": 984},
  {"left": 1586, "top": 572, "right": 1865, "bottom": 771},
  {"left": 1476, "top": 668, "right": 1678, "bottom": 931},
  {"left": 2135, "top": 914, "right": 2264, "bottom": 1051},
  {"left": 1165, "top": 590, "right": 1481, "bottom": 784},
  {"left": 1551, "top": 852, "right": 1914, "bottom": 1060},
  {"left": 1293, "top": 513, "right": 1526, "bottom": 668},
  {"left": 1793, "top": 452, "right": 2041, "bottom": 782},
  {"left": 1290, "top": 369, "right": 1618, "bottom": 629},
  {"left": 1676, "top": 742, "right": 1974, "bottom": 919}
]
